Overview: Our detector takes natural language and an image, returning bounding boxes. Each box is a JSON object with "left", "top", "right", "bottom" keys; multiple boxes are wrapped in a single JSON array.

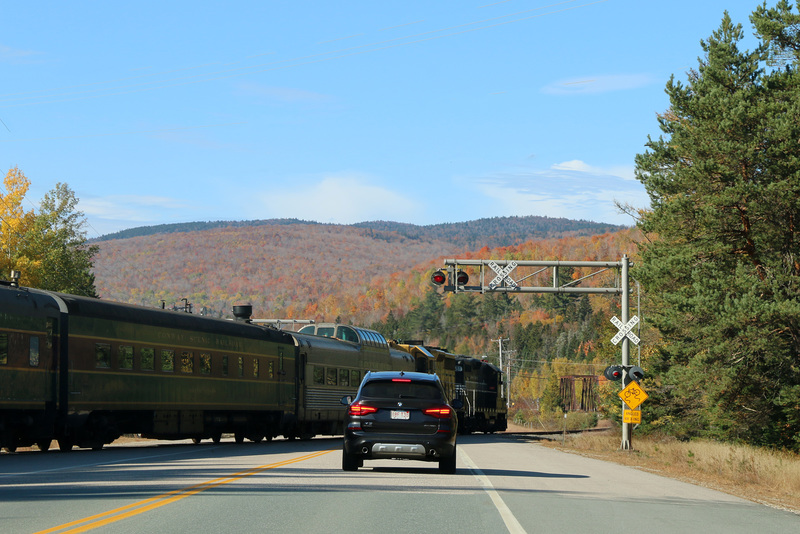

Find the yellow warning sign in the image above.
[
  {"left": 623, "top": 409, "right": 642, "bottom": 424},
  {"left": 619, "top": 381, "right": 648, "bottom": 410}
]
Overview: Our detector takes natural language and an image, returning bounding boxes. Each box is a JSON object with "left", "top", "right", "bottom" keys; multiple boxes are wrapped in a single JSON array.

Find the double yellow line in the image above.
[{"left": 35, "top": 449, "right": 334, "bottom": 534}]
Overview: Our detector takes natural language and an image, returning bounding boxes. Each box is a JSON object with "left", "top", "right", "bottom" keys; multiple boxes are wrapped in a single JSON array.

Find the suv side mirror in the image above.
[{"left": 341, "top": 395, "right": 353, "bottom": 405}]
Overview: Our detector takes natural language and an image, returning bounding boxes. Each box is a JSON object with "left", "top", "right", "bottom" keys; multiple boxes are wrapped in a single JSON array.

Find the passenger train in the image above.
[{"left": 0, "top": 280, "right": 506, "bottom": 452}]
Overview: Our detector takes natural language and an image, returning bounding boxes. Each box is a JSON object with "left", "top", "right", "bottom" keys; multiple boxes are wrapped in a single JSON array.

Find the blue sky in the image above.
[{"left": 2, "top": 1, "right": 761, "bottom": 236}]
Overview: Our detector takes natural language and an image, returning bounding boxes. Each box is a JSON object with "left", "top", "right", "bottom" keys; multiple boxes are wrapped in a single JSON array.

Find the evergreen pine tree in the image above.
[{"left": 634, "top": 8, "right": 800, "bottom": 448}]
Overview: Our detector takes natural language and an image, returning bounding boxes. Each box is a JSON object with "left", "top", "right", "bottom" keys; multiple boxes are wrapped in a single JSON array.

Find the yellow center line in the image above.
[{"left": 35, "top": 449, "right": 335, "bottom": 534}]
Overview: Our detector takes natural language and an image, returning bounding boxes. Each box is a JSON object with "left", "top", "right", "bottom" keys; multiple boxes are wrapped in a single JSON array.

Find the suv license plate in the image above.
[{"left": 391, "top": 410, "right": 410, "bottom": 420}]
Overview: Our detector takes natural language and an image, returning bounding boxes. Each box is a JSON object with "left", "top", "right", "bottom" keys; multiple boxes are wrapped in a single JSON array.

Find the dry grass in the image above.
[{"left": 540, "top": 428, "right": 800, "bottom": 515}]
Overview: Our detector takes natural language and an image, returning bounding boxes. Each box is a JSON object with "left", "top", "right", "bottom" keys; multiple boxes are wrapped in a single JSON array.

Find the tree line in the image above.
[{"left": 0, "top": 167, "right": 97, "bottom": 295}]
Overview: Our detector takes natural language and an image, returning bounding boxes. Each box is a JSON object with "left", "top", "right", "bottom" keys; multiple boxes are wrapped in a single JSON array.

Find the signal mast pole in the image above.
[{"left": 620, "top": 257, "right": 632, "bottom": 450}]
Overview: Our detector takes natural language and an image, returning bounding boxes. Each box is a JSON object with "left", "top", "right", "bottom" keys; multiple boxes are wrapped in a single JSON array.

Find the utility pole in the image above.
[{"left": 492, "top": 338, "right": 509, "bottom": 404}]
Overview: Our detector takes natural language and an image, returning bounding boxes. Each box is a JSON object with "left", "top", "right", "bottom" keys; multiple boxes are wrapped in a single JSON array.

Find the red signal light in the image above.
[
  {"left": 431, "top": 270, "right": 446, "bottom": 286},
  {"left": 456, "top": 270, "right": 469, "bottom": 285},
  {"left": 604, "top": 365, "right": 624, "bottom": 381},
  {"left": 423, "top": 406, "right": 452, "bottom": 419},
  {"left": 348, "top": 402, "right": 378, "bottom": 416}
]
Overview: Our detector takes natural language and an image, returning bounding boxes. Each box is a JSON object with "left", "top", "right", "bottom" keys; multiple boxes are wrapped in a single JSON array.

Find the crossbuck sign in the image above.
[
  {"left": 488, "top": 261, "right": 518, "bottom": 290},
  {"left": 611, "top": 315, "right": 639, "bottom": 346}
]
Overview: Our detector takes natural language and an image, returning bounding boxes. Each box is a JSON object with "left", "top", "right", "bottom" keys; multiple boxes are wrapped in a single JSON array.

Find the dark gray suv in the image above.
[{"left": 341, "top": 371, "right": 460, "bottom": 474}]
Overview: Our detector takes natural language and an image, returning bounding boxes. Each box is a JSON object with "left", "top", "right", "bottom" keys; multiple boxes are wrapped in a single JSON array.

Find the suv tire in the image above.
[
  {"left": 439, "top": 445, "right": 457, "bottom": 474},
  {"left": 342, "top": 449, "right": 360, "bottom": 471}
]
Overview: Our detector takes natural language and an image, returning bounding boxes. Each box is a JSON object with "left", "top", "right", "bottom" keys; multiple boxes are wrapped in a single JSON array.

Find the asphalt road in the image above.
[{"left": 0, "top": 434, "right": 796, "bottom": 533}]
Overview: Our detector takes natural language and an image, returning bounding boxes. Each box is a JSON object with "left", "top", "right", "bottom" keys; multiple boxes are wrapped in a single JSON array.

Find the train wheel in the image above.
[
  {"left": 192, "top": 438, "right": 203, "bottom": 445},
  {"left": 234, "top": 433, "right": 245, "bottom": 444},
  {"left": 37, "top": 440, "right": 52, "bottom": 452},
  {"left": 57, "top": 439, "right": 73, "bottom": 452},
  {"left": 2, "top": 446, "right": 17, "bottom": 453},
  {"left": 211, "top": 433, "right": 222, "bottom": 444}
]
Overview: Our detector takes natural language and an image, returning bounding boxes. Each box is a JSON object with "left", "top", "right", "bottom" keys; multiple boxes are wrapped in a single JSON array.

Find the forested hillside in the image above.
[
  {"left": 93, "top": 222, "right": 459, "bottom": 319},
  {"left": 92, "top": 216, "right": 626, "bottom": 321}
]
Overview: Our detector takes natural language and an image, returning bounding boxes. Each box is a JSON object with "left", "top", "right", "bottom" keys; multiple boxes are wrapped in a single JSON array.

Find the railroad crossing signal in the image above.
[
  {"left": 619, "top": 380, "right": 648, "bottom": 410},
  {"left": 611, "top": 315, "right": 640, "bottom": 345},
  {"left": 604, "top": 365, "right": 623, "bottom": 381},
  {"left": 488, "top": 261, "right": 518, "bottom": 290}
]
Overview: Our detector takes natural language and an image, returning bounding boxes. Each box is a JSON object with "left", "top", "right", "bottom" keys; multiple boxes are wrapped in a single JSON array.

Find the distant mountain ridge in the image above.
[{"left": 94, "top": 215, "right": 625, "bottom": 250}]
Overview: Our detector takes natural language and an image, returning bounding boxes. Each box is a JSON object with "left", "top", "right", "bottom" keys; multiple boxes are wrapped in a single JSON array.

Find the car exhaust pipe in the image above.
[
  {"left": 362, "top": 447, "right": 369, "bottom": 454},
  {"left": 428, "top": 449, "right": 438, "bottom": 457}
]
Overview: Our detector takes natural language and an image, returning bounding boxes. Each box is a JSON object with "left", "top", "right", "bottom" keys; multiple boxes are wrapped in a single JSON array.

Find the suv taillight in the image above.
[
  {"left": 423, "top": 406, "right": 452, "bottom": 419},
  {"left": 348, "top": 402, "right": 378, "bottom": 416}
]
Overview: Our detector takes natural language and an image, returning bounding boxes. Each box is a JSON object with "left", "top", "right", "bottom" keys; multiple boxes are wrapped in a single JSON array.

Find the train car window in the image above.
[
  {"left": 119, "top": 346, "right": 134, "bottom": 370},
  {"left": 94, "top": 343, "right": 110, "bottom": 369},
  {"left": 312, "top": 366, "right": 324, "bottom": 385},
  {"left": 336, "top": 326, "right": 359, "bottom": 343},
  {"left": 161, "top": 350, "right": 175, "bottom": 372},
  {"left": 238, "top": 357, "right": 244, "bottom": 378},
  {"left": 0, "top": 333, "right": 7, "bottom": 365},
  {"left": 326, "top": 367, "right": 338, "bottom": 386},
  {"left": 298, "top": 325, "right": 315, "bottom": 334},
  {"left": 318, "top": 327, "right": 335, "bottom": 338},
  {"left": 253, "top": 358, "right": 259, "bottom": 378},
  {"left": 222, "top": 355, "right": 229, "bottom": 377},
  {"left": 29, "top": 337, "right": 41, "bottom": 367},
  {"left": 200, "top": 353, "right": 211, "bottom": 375},
  {"left": 181, "top": 351, "right": 193, "bottom": 373},
  {"left": 268, "top": 361, "right": 274, "bottom": 379},
  {"left": 339, "top": 369, "right": 349, "bottom": 387},
  {"left": 141, "top": 348, "right": 155, "bottom": 371},
  {"left": 350, "top": 369, "right": 360, "bottom": 386}
]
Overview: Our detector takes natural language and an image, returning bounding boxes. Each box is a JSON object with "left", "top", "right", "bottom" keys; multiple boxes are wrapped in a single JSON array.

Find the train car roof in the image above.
[
  {"left": 24, "top": 287, "right": 294, "bottom": 344},
  {"left": 295, "top": 323, "right": 389, "bottom": 347}
]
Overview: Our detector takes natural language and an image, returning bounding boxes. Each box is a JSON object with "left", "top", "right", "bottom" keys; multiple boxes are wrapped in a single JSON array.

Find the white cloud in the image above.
[
  {"left": 81, "top": 195, "right": 192, "bottom": 235},
  {"left": 471, "top": 160, "right": 649, "bottom": 225},
  {"left": 256, "top": 173, "right": 425, "bottom": 224},
  {"left": 0, "top": 44, "right": 40, "bottom": 63},
  {"left": 542, "top": 74, "right": 655, "bottom": 95},
  {"left": 552, "top": 160, "right": 636, "bottom": 180}
]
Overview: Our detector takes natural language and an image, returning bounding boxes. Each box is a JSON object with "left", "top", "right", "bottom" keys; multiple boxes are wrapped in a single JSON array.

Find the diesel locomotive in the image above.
[
  {"left": 0, "top": 280, "right": 506, "bottom": 452},
  {"left": 388, "top": 342, "right": 508, "bottom": 434}
]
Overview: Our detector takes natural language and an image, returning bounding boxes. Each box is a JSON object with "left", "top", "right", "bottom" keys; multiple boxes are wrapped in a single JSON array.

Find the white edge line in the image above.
[{"left": 459, "top": 448, "right": 527, "bottom": 534}]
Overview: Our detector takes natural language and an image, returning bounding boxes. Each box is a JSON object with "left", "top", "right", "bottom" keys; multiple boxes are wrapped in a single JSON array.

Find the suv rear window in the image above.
[{"left": 361, "top": 381, "right": 443, "bottom": 400}]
